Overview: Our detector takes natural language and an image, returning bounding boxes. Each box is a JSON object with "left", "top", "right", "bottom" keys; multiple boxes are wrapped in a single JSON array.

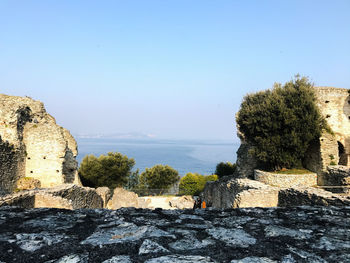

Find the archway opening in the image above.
[{"left": 338, "top": 141, "right": 347, "bottom": 165}]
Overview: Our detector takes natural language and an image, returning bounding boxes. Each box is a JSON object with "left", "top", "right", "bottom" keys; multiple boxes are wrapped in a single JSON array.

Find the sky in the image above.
[{"left": 1, "top": 0, "right": 350, "bottom": 141}]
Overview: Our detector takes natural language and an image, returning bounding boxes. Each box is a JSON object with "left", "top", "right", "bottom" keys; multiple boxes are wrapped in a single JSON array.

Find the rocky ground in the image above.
[{"left": 0, "top": 206, "right": 349, "bottom": 263}]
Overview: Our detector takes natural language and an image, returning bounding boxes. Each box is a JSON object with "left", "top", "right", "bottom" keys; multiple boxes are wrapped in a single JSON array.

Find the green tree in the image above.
[
  {"left": 179, "top": 173, "right": 218, "bottom": 196},
  {"left": 215, "top": 162, "right": 237, "bottom": 178},
  {"left": 138, "top": 165, "right": 180, "bottom": 195},
  {"left": 79, "top": 152, "right": 136, "bottom": 189},
  {"left": 236, "top": 76, "right": 329, "bottom": 171}
]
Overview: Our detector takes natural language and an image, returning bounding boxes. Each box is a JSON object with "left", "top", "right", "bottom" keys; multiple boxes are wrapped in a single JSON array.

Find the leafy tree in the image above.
[
  {"left": 138, "top": 165, "right": 180, "bottom": 195},
  {"left": 215, "top": 162, "right": 237, "bottom": 178},
  {"left": 79, "top": 152, "right": 136, "bottom": 189},
  {"left": 236, "top": 76, "right": 329, "bottom": 171},
  {"left": 179, "top": 173, "right": 218, "bottom": 196}
]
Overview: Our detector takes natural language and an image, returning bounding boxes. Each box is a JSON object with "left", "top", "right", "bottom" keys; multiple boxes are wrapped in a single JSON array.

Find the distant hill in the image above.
[{"left": 74, "top": 132, "right": 156, "bottom": 139}]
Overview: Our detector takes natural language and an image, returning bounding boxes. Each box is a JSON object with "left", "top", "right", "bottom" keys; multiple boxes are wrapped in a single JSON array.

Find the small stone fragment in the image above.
[
  {"left": 102, "top": 256, "right": 133, "bottom": 263},
  {"left": 144, "top": 255, "right": 216, "bottom": 263},
  {"left": 264, "top": 225, "right": 312, "bottom": 239},
  {"left": 139, "top": 239, "right": 169, "bottom": 255},
  {"left": 230, "top": 257, "right": 277, "bottom": 263},
  {"left": 206, "top": 227, "right": 256, "bottom": 247}
]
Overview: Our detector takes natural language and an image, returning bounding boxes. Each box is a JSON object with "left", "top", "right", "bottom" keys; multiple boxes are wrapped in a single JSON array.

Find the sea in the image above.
[{"left": 76, "top": 138, "right": 240, "bottom": 177}]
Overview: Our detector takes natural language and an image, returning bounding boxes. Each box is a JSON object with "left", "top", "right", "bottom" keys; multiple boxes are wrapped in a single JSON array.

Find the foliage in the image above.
[
  {"left": 215, "top": 162, "right": 237, "bottom": 178},
  {"left": 78, "top": 152, "right": 136, "bottom": 189},
  {"left": 179, "top": 173, "right": 218, "bottom": 196},
  {"left": 329, "top": 154, "right": 336, "bottom": 166},
  {"left": 272, "top": 168, "right": 312, "bottom": 174},
  {"left": 236, "top": 76, "right": 330, "bottom": 171},
  {"left": 124, "top": 169, "right": 140, "bottom": 190},
  {"left": 138, "top": 165, "right": 180, "bottom": 195}
]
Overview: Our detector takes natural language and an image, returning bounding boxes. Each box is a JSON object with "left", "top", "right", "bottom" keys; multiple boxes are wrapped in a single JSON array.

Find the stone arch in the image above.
[{"left": 338, "top": 141, "right": 347, "bottom": 165}]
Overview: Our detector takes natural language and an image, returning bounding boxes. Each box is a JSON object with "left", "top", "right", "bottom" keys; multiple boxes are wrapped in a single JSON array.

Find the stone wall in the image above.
[
  {"left": 0, "top": 184, "right": 103, "bottom": 209},
  {"left": 0, "top": 138, "right": 24, "bottom": 193},
  {"left": 235, "top": 142, "right": 259, "bottom": 179},
  {"left": 203, "top": 177, "right": 350, "bottom": 209},
  {"left": 254, "top": 170, "right": 317, "bottom": 187},
  {"left": 278, "top": 186, "right": 350, "bottom": 206},
  {"left": 314, "top": 87, "right": 350, "bottom": 166},
  {"left": 304, "top": 132, "right": 339, "bottom": 177},
  {"left": 0, "top": 94, "right": 81, "bottom": 193}
]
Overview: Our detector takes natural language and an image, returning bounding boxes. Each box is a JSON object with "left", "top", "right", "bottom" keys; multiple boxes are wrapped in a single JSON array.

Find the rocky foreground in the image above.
[{"left": 0, "top": 206, "right": 349, "bottom": 263}]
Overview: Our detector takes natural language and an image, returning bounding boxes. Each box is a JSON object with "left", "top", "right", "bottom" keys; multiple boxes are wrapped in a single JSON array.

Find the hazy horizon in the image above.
[{"left": 1, "top": 1, "right": 349, "bottom": 141}]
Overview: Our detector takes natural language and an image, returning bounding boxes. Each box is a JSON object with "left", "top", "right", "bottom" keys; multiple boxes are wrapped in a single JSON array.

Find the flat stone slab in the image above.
[
  {"left": 254, "top": 170, "right": 317, "bottom": 187},
  {"left": 1, "top": 206, "right": 350, "bottom": 262}
]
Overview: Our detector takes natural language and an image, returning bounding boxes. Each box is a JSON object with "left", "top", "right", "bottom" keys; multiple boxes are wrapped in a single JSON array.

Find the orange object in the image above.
[{"left": 201, "top": 201, "right": 206, "bottom": 209}]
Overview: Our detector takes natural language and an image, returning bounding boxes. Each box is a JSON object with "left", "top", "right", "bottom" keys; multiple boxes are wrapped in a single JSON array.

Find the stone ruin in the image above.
[
  {"left": 305, "top": 87, "right": 350, "bottom": 187},
  {"left": 0, "top": 94, "right": 81, "bottom": 194},
  {"left": 203, "top": 86, "right": 350, "bottom": 209},
  {"left": 0, "top": 94, "right": 194, "bottom": 210}
]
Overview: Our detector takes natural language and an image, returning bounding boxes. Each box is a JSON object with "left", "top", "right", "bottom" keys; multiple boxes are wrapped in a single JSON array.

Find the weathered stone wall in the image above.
[
  {"left": 0, "top": 94, "right": 81, "bottom": 193},
  {"left": 235, "top": 142, "right": 259, "bottom": 179},
  {"left": 0, "top": 138, "right": 24, "bottom": 194},
  {"left": 254, "top": 170, "right": 317, "bottom": 187},
  {"left": 304, "top": 132, "right": 339, "bottom": 177},
  {"left": 278, "top": 186, "right": 350, "bottom": 206},
  {"left": 203, "top": 177, "right": 350, "bottom": 209},
  {"left": 314, "top": 87, "right": 350, "bottom": 166},
  {"left": 0, "top": 184, "right": 103, "bottom": 209},
  {"left": 324, "top": 165, "right": 350, "bottom": 186}
]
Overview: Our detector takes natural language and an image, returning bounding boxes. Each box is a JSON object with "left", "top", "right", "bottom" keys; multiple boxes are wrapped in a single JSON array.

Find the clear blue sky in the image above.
[{"left": 1, "top": 0, "right": 349, "bottom": 141}]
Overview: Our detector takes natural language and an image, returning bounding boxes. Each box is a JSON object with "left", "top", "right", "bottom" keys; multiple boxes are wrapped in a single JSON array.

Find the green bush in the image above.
[
  {"left": 179, "top": 173, "right": 218, "bottom": 196},
  {"left": 215, "top": 162, "right": 237, "bottom": 178},
  {"left": 138, "top": 165, "right": 180, "bottom": 195},
  {"left": 236, "top": 76, "right": 330, "bottom": 171},
  {"left": 78, "top": 152, "right": 136, "bottom": 189}
]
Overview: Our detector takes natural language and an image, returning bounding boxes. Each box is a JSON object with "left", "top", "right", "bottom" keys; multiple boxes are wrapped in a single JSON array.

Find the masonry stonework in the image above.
[
  {"left": 314, "top": 87, "right": 350, "bottom": 166},
  {"left": 0, "top": 94, "right": 81, "bottom": 194}
]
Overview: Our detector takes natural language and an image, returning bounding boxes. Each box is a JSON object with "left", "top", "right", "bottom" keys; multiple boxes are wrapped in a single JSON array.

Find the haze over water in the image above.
[{"left": 77, "top": 138, "right": 239, "bottom": 176}]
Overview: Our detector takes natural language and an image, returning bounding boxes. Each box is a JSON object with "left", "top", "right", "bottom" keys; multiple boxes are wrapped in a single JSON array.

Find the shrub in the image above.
[
  {"left": 78, "top": 152, "right": 136, "bottom": 189},
  {"left": 179, "top": 173, "right": 218, "bottom": 196},
  {"left": 138, "top": 165, "right": 180, "bottom": 195},
  {"left": 236, "top": 76, "right": 330, "bottom": 171},
  {"left": 215, "top": 162, "right": 237, "bottom": 178}
]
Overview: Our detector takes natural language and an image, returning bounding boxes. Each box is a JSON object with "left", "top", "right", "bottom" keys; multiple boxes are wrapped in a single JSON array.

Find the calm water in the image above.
[{"left": 76, "top": 138, "right": 239, "bottom": 176}]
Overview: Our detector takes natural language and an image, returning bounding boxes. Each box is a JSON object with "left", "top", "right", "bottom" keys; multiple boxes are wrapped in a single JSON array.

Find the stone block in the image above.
[
  {"left": 34, "top": 193, "right": 73, "bottom": 209},
  {"left": 96, "top": 187, "right": 112, "bottom": 208},
  {"left": 169, "top": 195, "right": 194, "bottom": 209},
  {"left": 16, "top": 177, "right": 41, "bottom": 190},
  {"left": 202, "top": 178, "right": 279, "bottom": 209},
  {"left": 107, "top": 187, "right": 139, "bottom": 209}
]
